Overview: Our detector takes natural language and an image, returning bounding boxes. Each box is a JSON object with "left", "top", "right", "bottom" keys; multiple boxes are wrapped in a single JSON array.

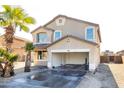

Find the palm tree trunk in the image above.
[
  {"left": 24, "top": 52, "right": 31, "bottom": 72},
  {"left": 4, "top": 25, "right": 14, "bottom": 52},
  {"left": 0, "top": 63, "right": 3, "bottom": 76},
  {"left": 3, "top": 25, "right": 15, "bottom": 77}
]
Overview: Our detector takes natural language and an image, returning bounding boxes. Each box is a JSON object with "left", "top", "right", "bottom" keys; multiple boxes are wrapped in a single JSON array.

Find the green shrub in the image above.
[{"left": 0, "top": 48, "right": 18, "bottom": 63}]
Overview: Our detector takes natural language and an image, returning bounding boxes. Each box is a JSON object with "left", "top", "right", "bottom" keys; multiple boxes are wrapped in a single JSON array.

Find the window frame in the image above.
[
  {"left": 36, "top": 32, "right": 48, "bottom": 43},
  {"left": 37, "top": 51, "right": 47, "bottom": 61},
  {"left": 85, "top": 26, "right": 95, "bottom": 41},
  {"left": 54, "top": 30, "right": 62, "bottom": 41},
  {"left": 38, "top": 51, "right": 42, "bottom": 60}
]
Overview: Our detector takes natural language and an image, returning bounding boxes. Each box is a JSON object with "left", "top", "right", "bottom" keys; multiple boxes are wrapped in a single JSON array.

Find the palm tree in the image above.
[
  {"left": 0, "top": 5, "right": 35, "bottom": 77},
  {"left": 24, "top": 42, "right": 34, "bottom": 72},
  {"left": 0, "top": 48, "right": 18, "bottom": 77},
  {"left": 0, "top": 56, "right": 4, "bottom": 76},
  {"left": 0, "top": 5, "right": 35, "bottom": 51}
]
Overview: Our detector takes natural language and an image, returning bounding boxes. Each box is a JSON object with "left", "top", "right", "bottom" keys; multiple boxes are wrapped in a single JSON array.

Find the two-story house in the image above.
[{"left": 31, "top": 15, "right": 101, "bottom": 71}]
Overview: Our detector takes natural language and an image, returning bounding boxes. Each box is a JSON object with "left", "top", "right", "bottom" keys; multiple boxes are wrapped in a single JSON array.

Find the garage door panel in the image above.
[
  {"left": 65, "top": 53, "right": 88, "bottom": 64},
  {"left": 52, "top": 53, "right": 62, "bottom": 67}
]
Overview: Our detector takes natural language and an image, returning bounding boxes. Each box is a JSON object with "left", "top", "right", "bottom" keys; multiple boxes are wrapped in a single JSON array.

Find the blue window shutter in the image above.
[
  {"left": 86, "top": 28, "right": 93, "bottom": 40},
  {"left": 54, "top": 31, "right": 61, "bottom": 40},
  {"left": 37, "top": 34, "right": 39, "bottom": 42}
]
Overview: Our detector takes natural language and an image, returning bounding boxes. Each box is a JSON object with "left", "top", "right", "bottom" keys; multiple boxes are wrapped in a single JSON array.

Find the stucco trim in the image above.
[
  {"left": 97, "top": 26, "right": 102, "bottom": 42},
  {"left": 47, "top": 35, "right": 98, "bottom": 48},
  {"left": 34, "top": 60, "right": 47, "bottom": 61},
  {"left": 51, "top": 49, "right": 90, "bottom": 53},
  {"left": 31, "top": 26, "right": 55, "bottom": 34}
]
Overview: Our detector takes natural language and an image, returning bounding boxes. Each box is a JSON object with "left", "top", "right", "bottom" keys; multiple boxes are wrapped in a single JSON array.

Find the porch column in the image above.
[
  {"left": 47, "top": 52, "right": 52, "bottom": 69},
  {"left": 89, "top": 51, "right": 96, "bottom": 72},
  {"left": 34, "top": 51, "right": 38, "bottom": 65}
]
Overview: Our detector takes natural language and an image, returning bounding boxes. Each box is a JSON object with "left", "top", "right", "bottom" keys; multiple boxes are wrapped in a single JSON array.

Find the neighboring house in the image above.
[
  {"left": 0, "top": 35, "right": 32, "bottom": 62},
  {"left": 116, "top": 50, "right": 124, "bottom": 56},
  {"left": 100, "top": 50, "right": 123, "bottom": 64},
  {"left": 101, "top": 50, "right": 115, "bottom": 56},
  {"left": 31, "top": 15, "right": 101, "bottom": 71}
]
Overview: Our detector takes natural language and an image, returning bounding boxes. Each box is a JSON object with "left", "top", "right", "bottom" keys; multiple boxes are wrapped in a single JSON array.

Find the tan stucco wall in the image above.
[
  {"left": 33, "top": 51, "right": 47, "bottom": 66},
  {"left": 46, "top": 17, "right": 100, "bottom": 44},
  {"left": 34, "top": 51, "right": 38, "bottom": 65},
  {"left": 47, "top": 37, "right": 100, "bottom": 71}
]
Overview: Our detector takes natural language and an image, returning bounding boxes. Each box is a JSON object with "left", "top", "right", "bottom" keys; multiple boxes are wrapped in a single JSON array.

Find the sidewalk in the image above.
[
  {"left": 14, "top": 62, "right": 34, "bottom": 69},
  {"left": 108, "top": 64, "right": 124, "bottom": 88}
]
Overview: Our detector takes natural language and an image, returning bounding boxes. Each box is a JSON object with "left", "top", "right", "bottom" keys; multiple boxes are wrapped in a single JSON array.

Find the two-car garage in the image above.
[
  {"left": 51, "top": 49, "right": 89, "bottom": 67},
  {"left": 47, "top": 36, "right": 100, "bottom": 71}
]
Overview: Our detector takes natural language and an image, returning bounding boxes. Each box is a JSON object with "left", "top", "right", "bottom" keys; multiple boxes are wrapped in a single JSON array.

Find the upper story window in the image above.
[
  {"left": 85, "top": 27, "right": 94, "bottom": 41},
  {"left": 54, "top": 30, "right": 62, "bottom": 41},
  {"left": 37, "top": 33, "right": 48, "bottom": 43}
]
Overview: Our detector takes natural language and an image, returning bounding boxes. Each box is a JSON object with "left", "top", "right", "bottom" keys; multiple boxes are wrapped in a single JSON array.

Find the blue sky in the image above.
[{"left": 0, "top": 0, "right": 124, "bottom": 52}]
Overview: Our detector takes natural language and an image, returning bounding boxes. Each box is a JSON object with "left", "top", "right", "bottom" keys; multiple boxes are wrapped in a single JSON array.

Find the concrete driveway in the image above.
[
  {"left": 0, "top": 64, "right": 118, "bottom": 88},
  {"left": 77, "top": 64, "right": 118, "bottom": 88}
]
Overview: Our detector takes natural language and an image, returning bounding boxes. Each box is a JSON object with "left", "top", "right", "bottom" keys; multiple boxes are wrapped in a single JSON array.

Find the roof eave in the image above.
[
  {"left": 43, "top": 14, "right": 99, "bottom": 27},
  {"left": 31, "top": 26, "right": 54, "bottom": 34},
  {"left": 47, "top": 35, "right": 98, "bottom": 48}
]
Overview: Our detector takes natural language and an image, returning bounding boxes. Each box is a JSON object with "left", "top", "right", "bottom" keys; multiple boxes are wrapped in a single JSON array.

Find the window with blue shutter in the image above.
[
  {"left": 54, "top": 30, "right": 62, "bottom": 40},
  {"left": 86, "top": 27, "right": 94, "bottom": 41}
]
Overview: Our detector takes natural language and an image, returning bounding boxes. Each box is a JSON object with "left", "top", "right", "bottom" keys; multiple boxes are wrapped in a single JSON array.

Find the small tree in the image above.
[
  {"left": 24, "top": 42, "right": 34, "bottom": 72},
  {"left": 0, "top": 48, "right": 18, "bottom": 77}
]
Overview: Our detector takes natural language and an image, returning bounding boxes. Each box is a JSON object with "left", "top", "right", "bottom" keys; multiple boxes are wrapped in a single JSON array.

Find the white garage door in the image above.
[
  {"left": 52, "top": 52, "right": 89, "bottom": 67},
  {"left": 65, "top": 52, "right": 88, "bottom": 64}
]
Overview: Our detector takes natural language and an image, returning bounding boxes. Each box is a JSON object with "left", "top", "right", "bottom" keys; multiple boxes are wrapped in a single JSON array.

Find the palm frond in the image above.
[
  {"left": 20, "top": 24, "right": 29, "bottom": 32},
  {"left": 25, "top": 42, "right": 34, "bottom": 52},
  {"left": 2, "top": 5, "right": 11, "bottom": 12},
  {"left": 0, "top": 48, "right": 18, "bottom": 63},
  {"left": 23, "top": 17, "right": 36, "bottom": 24},
  {"left": 0, "top": 5, "right": 36, "bottom": 32}
]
